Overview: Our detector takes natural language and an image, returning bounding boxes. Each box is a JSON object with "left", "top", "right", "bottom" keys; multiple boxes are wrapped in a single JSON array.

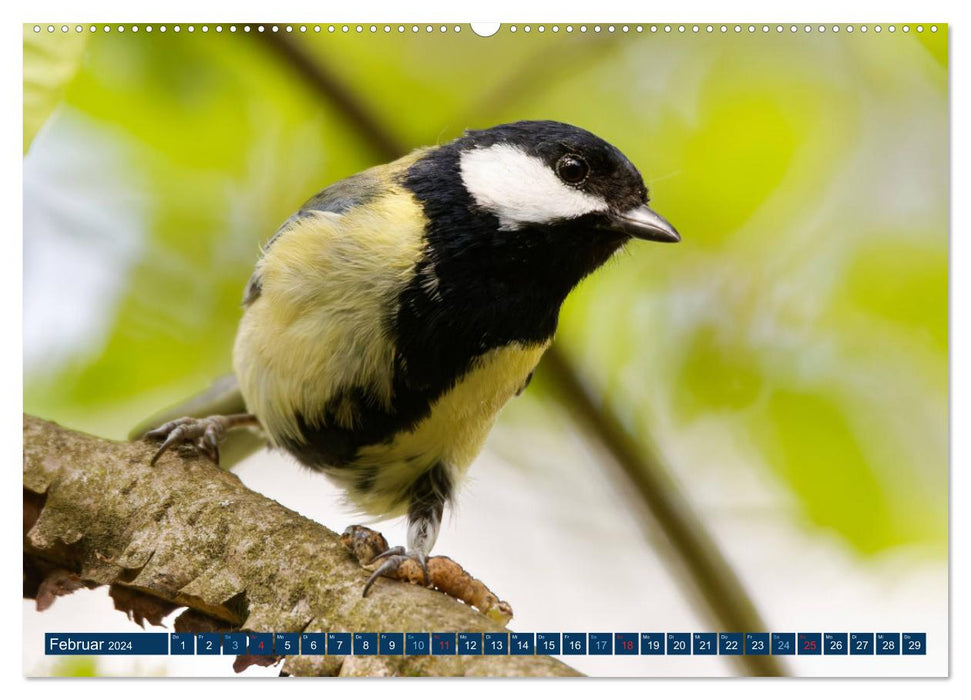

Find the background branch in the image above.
[
  {"left": 255, "top": 32, "right": 784, "bottom": 676},
  {"left": 22, "top": 415, "right": 578, "bottom": 678}
]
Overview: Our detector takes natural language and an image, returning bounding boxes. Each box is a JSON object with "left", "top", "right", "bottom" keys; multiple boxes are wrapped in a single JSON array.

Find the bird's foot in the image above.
[
  {"left": 340, "top": 524, "right": 514, "bottom": 622},
  {"left": 362, "top": 546, "right": 430, "bottom": 597},
  {"left": 144, "top": 413, "right": 257, "bottom": 465}
]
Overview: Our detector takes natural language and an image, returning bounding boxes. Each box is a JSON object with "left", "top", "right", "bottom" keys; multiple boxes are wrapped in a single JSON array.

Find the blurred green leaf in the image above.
[
  {"left": 916, "top": 26, "right": 947, "bottom": 68},
  {"left": 48, "top": 656, "right": 99, "bottom": 677},
  {"left": 23, "top": 25, "right": 87, "bottom": 153}
]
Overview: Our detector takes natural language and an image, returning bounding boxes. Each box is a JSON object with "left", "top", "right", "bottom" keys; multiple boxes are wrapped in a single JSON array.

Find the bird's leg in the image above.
[
  {"left": 362, "top": 463, "right": 451, "bottom": 597},
  {"left": 144, "top": 413, "right": 260, "bottom": 466}
]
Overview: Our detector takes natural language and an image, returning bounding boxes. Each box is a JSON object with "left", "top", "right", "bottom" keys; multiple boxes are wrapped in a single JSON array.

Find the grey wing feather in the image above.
[{"left": 242, "top": 169, "right": 385, "bottom": 307}]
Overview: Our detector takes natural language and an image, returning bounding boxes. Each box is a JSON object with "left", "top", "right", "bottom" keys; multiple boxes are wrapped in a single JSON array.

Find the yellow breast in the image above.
[{"left": 346, "top": 340, "right": 550, "bottom": 515}]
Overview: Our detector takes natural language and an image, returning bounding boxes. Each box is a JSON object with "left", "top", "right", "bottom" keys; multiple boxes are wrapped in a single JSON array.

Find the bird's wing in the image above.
[
  {"left": 133, "top": 149, "right": 431, "bottom": 464},
  {"left": 241, "top": 162, "right": 413, "bottom": 306}
]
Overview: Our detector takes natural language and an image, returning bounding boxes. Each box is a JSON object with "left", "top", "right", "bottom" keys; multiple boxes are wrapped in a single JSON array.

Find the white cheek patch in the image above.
[{"left": 459, "top": 144, "right": 608, "bottom": 230}]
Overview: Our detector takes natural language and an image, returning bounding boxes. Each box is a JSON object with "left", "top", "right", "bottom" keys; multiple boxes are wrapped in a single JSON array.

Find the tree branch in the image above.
[{"left": 22, "top": 415, "right": 579, "bottom": 677}]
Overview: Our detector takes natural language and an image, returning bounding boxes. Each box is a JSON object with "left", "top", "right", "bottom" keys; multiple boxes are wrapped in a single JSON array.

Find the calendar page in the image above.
[{"left": 22, "top": 17, "right": 949, "bottom": 680}]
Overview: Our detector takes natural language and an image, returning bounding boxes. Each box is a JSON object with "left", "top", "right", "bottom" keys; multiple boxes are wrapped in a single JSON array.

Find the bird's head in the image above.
[{"left": 452, "top": 120, "right": 680, "bottom": 243}]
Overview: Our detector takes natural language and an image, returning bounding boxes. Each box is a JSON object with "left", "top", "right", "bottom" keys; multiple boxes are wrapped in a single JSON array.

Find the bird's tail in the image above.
[{"left": 129, "top": 374, "right": 266, "bottom": 470}]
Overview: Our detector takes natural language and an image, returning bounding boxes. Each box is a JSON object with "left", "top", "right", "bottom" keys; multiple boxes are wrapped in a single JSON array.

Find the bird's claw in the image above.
[
  {"left": 362, "top": 547, "right": 430, "bottom": 597},
  {"left": 145, "top": 416, "right": 227, "bottom": 465}
]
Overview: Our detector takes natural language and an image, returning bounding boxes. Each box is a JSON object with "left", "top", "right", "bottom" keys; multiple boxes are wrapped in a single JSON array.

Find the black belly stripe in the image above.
[
  {"left": 406, "top": 462, "right": 453, "bottom": 520},
  {"left": 280, "top": 377, "right": 438, "bottom": 470}
]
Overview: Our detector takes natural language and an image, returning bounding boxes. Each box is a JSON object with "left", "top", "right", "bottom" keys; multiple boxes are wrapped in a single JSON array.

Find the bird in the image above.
[{"left": 140, "top": 120, "right": 680, "bottom": 596}]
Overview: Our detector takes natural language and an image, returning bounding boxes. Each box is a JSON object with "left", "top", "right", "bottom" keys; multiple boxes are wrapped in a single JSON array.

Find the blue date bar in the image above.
[{"left": 46, "top": 633, "right": 168, "bottom": 655}]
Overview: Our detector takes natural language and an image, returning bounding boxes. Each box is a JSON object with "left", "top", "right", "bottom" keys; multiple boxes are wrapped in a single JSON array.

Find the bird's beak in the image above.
[{"left": 608, "top": 204, "right": 681, "bottom": 243}]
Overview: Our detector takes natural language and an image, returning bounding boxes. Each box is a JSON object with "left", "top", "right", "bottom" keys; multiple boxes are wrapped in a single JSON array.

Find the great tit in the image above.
[{"left": 142, "top": 120, "right": 679, "bottom": 595}]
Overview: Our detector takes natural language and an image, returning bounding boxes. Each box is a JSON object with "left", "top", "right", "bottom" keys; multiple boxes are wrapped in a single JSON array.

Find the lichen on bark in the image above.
[{"left": 22, "top": 415, "right": 579, "bottom": 677}]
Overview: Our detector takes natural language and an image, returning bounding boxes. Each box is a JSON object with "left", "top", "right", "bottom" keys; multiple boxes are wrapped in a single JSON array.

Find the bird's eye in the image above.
[{"left": 556, "top": 155, "right": 589, "bottom": 185}]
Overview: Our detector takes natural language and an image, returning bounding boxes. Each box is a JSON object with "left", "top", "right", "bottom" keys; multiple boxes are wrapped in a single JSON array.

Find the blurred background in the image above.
[{"left": 23, "top": 23, "right": 947, "bottom": 677}]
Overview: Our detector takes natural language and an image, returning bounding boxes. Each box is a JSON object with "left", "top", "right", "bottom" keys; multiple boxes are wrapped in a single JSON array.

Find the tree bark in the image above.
[{"left": 22, "top": 414, "right": 579, "bottom": 677}]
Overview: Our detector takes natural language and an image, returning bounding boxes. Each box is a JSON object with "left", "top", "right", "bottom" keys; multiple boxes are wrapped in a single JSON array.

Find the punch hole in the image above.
[
  {"left": 470, "top": 23, "right": 500, "bottom": 37},
  {"left": 32, "top": 25, "right": 39, "bottom": 32},
  {"left": 931, "top": 25, "right": 938, "bottom": 32}
]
